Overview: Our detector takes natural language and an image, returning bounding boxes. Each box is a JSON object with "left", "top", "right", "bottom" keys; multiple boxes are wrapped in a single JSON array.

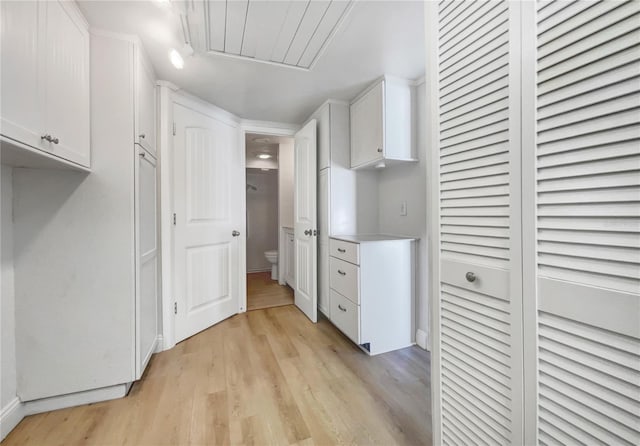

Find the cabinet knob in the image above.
[
  {"left": 377, "top": 147, "right": 382, "bottom": 153},
  {"left": 465, "top": 272, "right": 477, "bottom": 283},
  {"left": 338, "top": 304, "right": 347, "bottom": 312}
]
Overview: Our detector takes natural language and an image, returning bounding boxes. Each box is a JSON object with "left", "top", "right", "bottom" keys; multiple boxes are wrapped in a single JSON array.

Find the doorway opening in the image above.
[{"left": 245, "top": 133, "right": 295, "bottom": 311}]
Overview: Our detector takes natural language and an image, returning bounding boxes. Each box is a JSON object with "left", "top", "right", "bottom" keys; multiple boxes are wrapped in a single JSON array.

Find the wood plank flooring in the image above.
[
  {"left": 3, "top": 306, "right": 431, "bottom": 446},
  {"left": 246, "top": 272, "right": 294, "bottom": 311}
]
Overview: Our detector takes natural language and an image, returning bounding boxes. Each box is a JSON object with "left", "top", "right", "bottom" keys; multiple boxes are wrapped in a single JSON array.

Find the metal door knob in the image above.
[
  {"left": 51, "top": 136, "right": 59, "bottom": 144},
  {"left": 377, "top": 147, "right": 382, "bottom": 153},
  {"left": 232, "top": 230, "right": 240, "bottom": 237},
  {"left": 139, "top": 133, "right": 146, "bottom": 139},
  {"left": 465, "top": 272, "right": 477, "bottom": 283},
  {"left": 304, "top": 229, "right": 311, "bottom": 236}
]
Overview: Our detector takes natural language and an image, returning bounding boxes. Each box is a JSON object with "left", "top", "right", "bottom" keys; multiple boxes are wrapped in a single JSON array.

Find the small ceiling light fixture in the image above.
[
  {"left": 169, "top": 48, "right": 184, "bottom": 69},
  {"left": 257, "top": 154, "right": 272, "bottom": 159}
]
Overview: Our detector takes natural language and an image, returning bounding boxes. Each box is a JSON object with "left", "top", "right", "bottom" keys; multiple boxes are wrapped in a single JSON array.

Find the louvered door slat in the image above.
[{"left": 536, "top": 3, "right": 640, "bottom": 443}]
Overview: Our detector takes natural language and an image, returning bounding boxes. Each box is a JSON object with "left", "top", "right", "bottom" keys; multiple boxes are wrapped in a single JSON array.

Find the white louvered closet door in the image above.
[
  {"left": 431, "top": 1, "right": 524, "bottom": 444},
  {"left": 535, "top": 1, "right": 640, "bottom": 444}
]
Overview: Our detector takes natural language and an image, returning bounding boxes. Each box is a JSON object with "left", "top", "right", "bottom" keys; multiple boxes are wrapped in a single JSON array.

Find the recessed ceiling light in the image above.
[
  {"left": 169, "top": 49, "right": 184, "bottom": 69},
  {"left": 257, "top": 154, "right": 271, "bottom": 159}
]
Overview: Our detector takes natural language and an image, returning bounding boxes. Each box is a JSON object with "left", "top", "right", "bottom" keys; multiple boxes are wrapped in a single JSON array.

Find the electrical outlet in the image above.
[{"left": 400, "top": 201, "right": 408, "bottom": 216}]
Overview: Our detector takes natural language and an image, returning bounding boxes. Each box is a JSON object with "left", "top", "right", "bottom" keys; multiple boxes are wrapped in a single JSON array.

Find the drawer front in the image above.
[
  {"left": 329, "top": 257, "right": 360, "bottom": 305},
  {"left": 329, "top": 238, "right": 359, "bottom": 265},
  {"left": 330, "top": 289, "right": 359, "bottom": 343}
]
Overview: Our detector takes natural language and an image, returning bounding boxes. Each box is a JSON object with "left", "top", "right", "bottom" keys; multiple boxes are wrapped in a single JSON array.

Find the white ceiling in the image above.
[{"left": 77, "top": 1, "right": 425, "bottom": 124}]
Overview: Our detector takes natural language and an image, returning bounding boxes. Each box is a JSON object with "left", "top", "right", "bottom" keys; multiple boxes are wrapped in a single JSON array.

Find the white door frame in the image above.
[{"left": 238, "top": 121, "right": 300, "bottom": 314}]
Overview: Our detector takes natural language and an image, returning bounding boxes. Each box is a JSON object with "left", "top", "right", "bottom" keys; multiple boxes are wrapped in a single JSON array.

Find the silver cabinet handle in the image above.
[
  {"left": 139, "top": 134, "right": 146, "bottom": 139},
  {"left": 338, "top": 304, "right": 347, "bottom": 312},
  {"left": 232, "top": 230, "right": 240, "bottom": 237},
  {"left": 337, "top": 248, "right": 346, "bottom": 253},
  {"left": 466, "top": 272, "right": 477, "bottom": 283},
  {"left": 337, "top": 270, "right": 346, "bottom": 276},
  {"left": 377, "top": 147, "right": 382, "bottom": 153}
]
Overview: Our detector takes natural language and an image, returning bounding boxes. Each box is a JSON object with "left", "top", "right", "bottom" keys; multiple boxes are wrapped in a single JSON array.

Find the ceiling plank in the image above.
[
  {"left": 270, "top": 0, "right": 310, "bottom": 63},
  {"left": 241, "top": 1, "right": 289, "bottom": 59},
  {"left": 283, "top": 0, "right": 331, "bottom": 66},
  {"left": 225, "top": 0, "right": 249, "bottom": 55},
  {"left": 298, "top": 1, "right": 351, "bottom": 68},
  {"left": 207, "top": 0, "right": 226, "bottom": 52},
  {"left": 252, "top": 1, "right": 292, "bottom": 61}
]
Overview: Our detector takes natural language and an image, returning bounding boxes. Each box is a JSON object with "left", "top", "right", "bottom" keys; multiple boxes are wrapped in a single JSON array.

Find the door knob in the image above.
[
  {"left": 51, "top": 136, "right": 59, "bottom": 144},
  {"left": 232, "top": 230, "right": 240, "bottom": 237},
  {"left": 304, "top": 229, "right": 311, "bottom": 236},
  {"left": 465, "top": 272, "right": 477, "bottom": 283},
  {"left": 41, "top": 134, "right": 52, "bottom": 142},
  {"left": 139, "top": 133, "right": 146, "bottom": 139}
]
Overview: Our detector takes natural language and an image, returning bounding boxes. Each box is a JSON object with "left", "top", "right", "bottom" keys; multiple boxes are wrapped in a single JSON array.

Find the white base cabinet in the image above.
[
  {"left": 0, "top": 0, "right": 90, "bottom": 169},
  {"left": 328, "top": 235, "right": 415, "bottom": 355},
  {"left": 12, "top": 31, "right": 158, "bottom": 402}
]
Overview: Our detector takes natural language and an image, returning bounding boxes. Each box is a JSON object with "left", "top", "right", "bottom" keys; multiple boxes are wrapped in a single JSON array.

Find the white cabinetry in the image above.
[
  {"left": 308, "top": 101, "right": 378, "bottom": 315},
  {"left": 328, "top": 236, "right": 415, "bottom": 355},
  {"left": 284, "top": 227, "right": 295, "bottom": 287},
  {"left": 0, "top": 0, "right": 90, "bottom": 169},
  {"left": 13, "top": 32, "right": 158, "bottom": 402},
  {"left": 350, "top": 77, "right": 416, "bottom": 169}
]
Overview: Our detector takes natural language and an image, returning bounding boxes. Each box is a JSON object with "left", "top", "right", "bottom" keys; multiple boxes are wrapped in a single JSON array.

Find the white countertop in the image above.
[{"left": 330, "top": 234, "right": 418, "bottom": 243}]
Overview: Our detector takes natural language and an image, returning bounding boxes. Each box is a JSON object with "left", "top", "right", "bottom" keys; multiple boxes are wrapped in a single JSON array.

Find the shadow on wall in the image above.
[{"left": 246, "top": 169, "right": 278, "bottom": 273}]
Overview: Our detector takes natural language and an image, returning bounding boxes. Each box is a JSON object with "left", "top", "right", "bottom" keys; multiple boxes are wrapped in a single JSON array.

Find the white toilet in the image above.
[{"left": 264, "top": 250, "right": 278, "bottom": 280}]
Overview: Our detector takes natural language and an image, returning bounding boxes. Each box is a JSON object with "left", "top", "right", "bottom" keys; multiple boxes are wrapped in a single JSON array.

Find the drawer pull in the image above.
[
  {"left": 337, "top": 248, "right": 346, "bottom": 253},
  {"left": 338, "top": 304, "right": 347, "bottom": 312},
  {"left": 337, "top": 270, "right": 346, "bottom": 276},
  {"left": 465, "top": 272, "right": 477, "bottom": 283}
]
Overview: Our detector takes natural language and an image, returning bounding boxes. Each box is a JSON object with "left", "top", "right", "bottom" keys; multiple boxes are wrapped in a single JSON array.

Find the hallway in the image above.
[
  {"left": 246, "top": 271, "right": 294, "bottom": 311},
  {"left": 3, "top": 306, "right": 431, "bottom": 445}
]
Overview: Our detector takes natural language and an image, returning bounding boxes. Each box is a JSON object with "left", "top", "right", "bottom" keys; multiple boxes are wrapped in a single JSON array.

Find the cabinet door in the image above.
[
  {"left": 136, "top": 52, "right": 157, "bottom": 156},
  {"left": 350, "top": 82, "right": 383, "bottom": 168},
  {"left": 43, "top": 0, "right": 90, "bottom": 167},
  {"left": 136, "top": 147, "right": 158, "bottom": 378},
  {"left": 0, "top": 1, "right": 45, "bottom": 151}
]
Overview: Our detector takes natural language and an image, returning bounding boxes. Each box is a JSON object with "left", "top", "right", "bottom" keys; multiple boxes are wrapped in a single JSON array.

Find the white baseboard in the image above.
[
  {"left": 416, "top": 328, "right": 429, "bottom": 351},
  {"left": 154, "top": 334, "right": 165, "bottom": 353},
  {"left": 23, "top": 384, "right": 128, "bottom": 416},
  {"left": 1, "top": 397, "right": 25, "bottom": 441}
]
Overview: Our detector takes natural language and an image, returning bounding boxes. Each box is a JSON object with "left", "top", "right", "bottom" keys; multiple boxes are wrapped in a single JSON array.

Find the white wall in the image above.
[
  {"left": 377, "top": 81, "right": 429, "bottom": 347},
  {"left": 278, "top": 140, "right": 294, "bottom": 229},
  {"left": 246, "top": 170, "right": 279, "bottom": 272},
  {"left": 1, "top": 166, "right": 16, "bottom": 409}
]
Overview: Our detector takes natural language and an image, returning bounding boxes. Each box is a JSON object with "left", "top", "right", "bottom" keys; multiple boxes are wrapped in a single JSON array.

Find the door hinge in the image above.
[
  {"left": 174, "top": 302, "right": 177, "bottom": 314},
  {"left": 173, "top": 213, "right": 176, "bottom": 225},
  {"left": 172, "top": 122, "right": 176, "bottom": 136}
]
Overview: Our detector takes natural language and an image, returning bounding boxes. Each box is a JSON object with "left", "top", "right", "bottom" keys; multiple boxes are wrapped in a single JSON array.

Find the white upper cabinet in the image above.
[
  {"left": 350, "top": 77, "right": 416, "bottom": 169},
  {"left": 0, "top": 0, "right": 90, "bottom": 169},
  {"left": 136, "top": 51, "right": 157, "bottom": 155}
]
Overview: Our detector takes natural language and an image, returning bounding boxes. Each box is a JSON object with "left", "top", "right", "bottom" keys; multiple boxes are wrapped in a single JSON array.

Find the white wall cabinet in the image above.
[
  {"left": 13, "top": 31, "right": 158, "bottom": 402},
  {"left": 350, "top": 77, "right": 416, "bottom": 169},
  {"left": 308, "top": 100, "right": 378, "bottom": 315},
  {"left": 328, "top": 236, "right": 415, "bottom": 355},
  {"left": 0, "top": 0, "right": 90, "bottom": 169}
]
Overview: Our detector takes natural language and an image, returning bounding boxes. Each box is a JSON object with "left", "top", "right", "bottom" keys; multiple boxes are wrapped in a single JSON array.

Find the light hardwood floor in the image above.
[
  {"left": 246, "top": 272, "right": 294, "bottom": 311},
  {"left": 3, "top": 306, "right": 431, "bottom": 446}
]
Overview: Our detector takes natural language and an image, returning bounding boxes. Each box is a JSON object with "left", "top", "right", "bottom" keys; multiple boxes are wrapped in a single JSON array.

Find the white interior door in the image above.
[
  {"left": 173, "top": 103, "right": 242, "bottom": 343},
  {"left": 294, "top": 119, "right": 318, "bottom": 322}
]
